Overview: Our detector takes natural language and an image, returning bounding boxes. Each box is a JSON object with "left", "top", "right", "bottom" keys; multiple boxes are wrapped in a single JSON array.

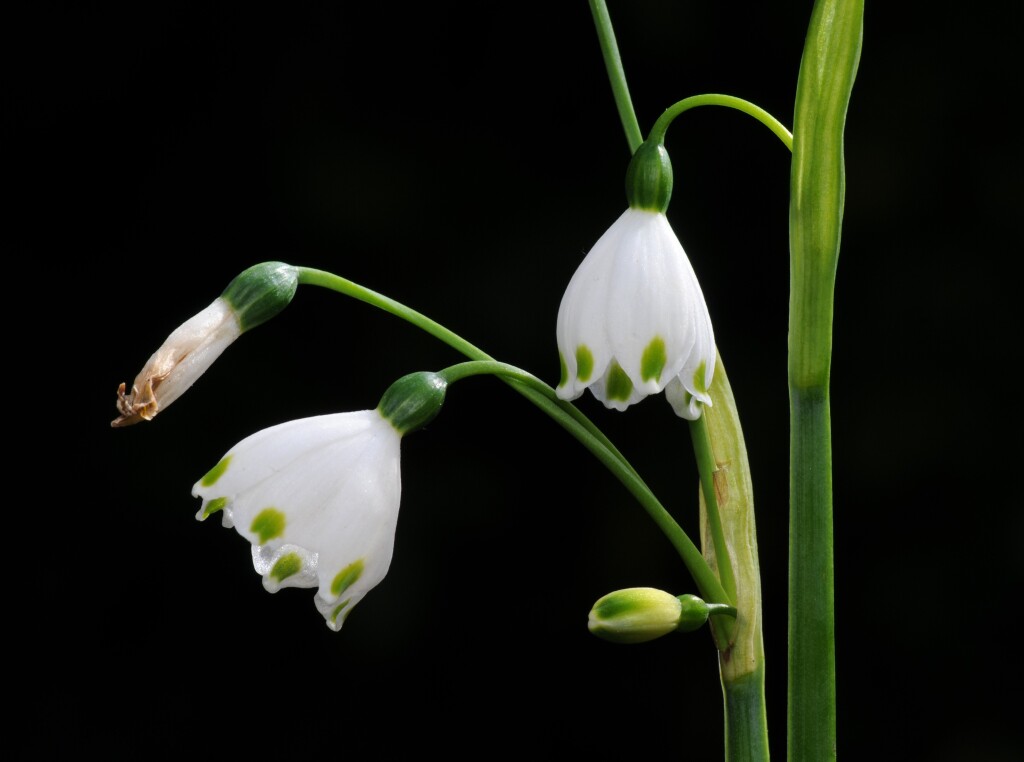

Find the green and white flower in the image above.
[
  {"left": 193, "top": 409, "right": 403, "bottom": 631},
  {"left": 555, "top": 206, "right": 716, "bottom": 419}
]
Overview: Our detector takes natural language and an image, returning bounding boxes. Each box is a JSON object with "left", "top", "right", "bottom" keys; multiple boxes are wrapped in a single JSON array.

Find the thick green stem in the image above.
[
  {"left": 724, "top": 665, "right": 770, "bottom": 762},
  {"left": 787, "top": 1, "right": 862, "bottom": 759}
]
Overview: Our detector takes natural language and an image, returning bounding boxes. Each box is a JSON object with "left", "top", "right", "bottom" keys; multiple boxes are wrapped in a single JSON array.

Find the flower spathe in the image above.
[
  {"left": 113, "top": 298, "right": 241, "bottom": 427},
  {"left": 112, "top": 262, "right": 298, "bottom": 427},
  {"left": 193, "top": 409, "right": 403, "bottom": 631},
  {"left": 555, "top": 207, "right": 716, "bottom": 419}
]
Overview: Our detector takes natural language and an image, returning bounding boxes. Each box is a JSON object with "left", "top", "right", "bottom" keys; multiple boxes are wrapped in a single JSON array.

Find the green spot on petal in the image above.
[
  {"left": 270, "top": 552, "right": 302, "bottom": 582},
  {"left": 557, "top": 352, "right": 568, "bottom": 388},
  {"left": 331, "top": 600, "right": 351, "bottom": 624},
  {"left": 202, "top": 496, "right": 228, "bottom": 519},
  {"left": 250, "top": 508, "right": 286, "bottom": 544},
  {"left": 593, "top": 596, "right": 633, "bottom": 620},
  {"left": 640, "top": 337, "right": 667, "bottom": 382},
  {"left": 605, "top": 362, "right": 634, "bottom": 402},
  {"left": 331, "top": 559, "right": 365, "bottom": 597},
  {"left": 575, "top": 345, "right": 594, "bottom": 382},
  {"left": 200, "top": 456, "right": 232, "bottom": 487},
  {"left": 692, "top": 360, "right": 708, "bottom": 395}
]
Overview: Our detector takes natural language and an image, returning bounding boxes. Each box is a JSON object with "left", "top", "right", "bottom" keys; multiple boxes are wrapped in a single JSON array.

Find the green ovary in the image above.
[
  {"left": 331, "top": 559, "right": 365, "bottom": 597},
  {"left": 250, "top": 508, "right": 286, "bottom": 544},
  {"left": 605, "top": 362, "right": 634, "bottom": 401},
  {"left": 640, "top": 337, "right": 666, "bottom": 382}
]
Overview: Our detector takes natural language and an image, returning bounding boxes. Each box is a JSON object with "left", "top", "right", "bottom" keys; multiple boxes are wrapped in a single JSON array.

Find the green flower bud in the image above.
[
  {"left": 377, "top": 372, "right": 448, "bottom": 434},
  {"left": 221, "top": 261, "right": 299, "bottom": 332},
  {"left": 676, "top": 593, "right": 711, "bottom": 632},
  {"left": 588, "top": 587, "right": 683, "bottom": 644},
  {"left": 625, "top": 140, "right": 673, "bottom": 212}
]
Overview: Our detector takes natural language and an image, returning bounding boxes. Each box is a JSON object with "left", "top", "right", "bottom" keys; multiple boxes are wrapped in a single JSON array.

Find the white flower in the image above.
[
  {"left": 555, "top": 207, "right": 716, "bottom": 419},
  {"left": 192, "top": 409, "right": 403, "bottom": 631}
]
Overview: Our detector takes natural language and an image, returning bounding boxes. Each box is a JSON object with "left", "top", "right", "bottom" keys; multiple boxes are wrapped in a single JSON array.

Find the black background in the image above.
[{"left": 12, "top": 1, "right": 1021, "bottom": 758}]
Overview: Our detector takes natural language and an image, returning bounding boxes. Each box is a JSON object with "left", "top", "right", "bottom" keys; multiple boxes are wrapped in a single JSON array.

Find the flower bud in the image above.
[{"left": 588, "top": 587, "right": 684, "bottom": 644}]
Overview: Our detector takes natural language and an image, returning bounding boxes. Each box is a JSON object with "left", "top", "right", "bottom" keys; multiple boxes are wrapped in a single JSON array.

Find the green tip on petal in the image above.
[
  {"left": 605, "top": 362, "right": 634, "bottom": 402},
  {"left": 641, "top": 337, "right": 667, "bottom": 383},
  {"left": 250, "top": 508, "right": 286, "bottom": 544},
  {"left": 200, "top": 456, "right": 232, "bottom": 487},
  {"left": 331, "top": 559, "right": 365, "bottom": 597},
  {"left": 558, "top": 352, "right": 568, "bottom": 388},
  {"left": 201, "top": 496, "right": 229, "bottom": 519},
  {"left": 331, "top": 600, "right": 351, "bottom": 624},
  {"left": 575, "top": 345, "right": 594, "bottom": 382},
  {"left": 270, "top": 552, "right": 302, "bottom": 582},
  {"left": 692, "top": 360, "right": 708, "bottom": 395}
]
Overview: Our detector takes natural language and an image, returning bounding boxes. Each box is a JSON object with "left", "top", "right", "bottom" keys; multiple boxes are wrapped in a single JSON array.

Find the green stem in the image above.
[
  {"left": 295, "top": 268, "right": 732, "bottom": 626},
  {"left": 588, "top": 0, "right": 643, "bottom": 153},
  {"left": 690, "top": 414, "right": 737, "bottom": 603},
  {"left": 724, "top": 664, "right": 770, "bottom": 762},
  {"left": 648, "top": 94, "right": 793, "bottom": 151},
  {"left": 787, "top": 1, "right": 862, "bottom": 760}
]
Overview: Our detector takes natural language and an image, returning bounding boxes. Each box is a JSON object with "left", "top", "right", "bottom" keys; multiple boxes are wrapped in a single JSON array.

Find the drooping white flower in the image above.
[
  {"left": 193, "top": 409, "right": 403, "bottom": 631},
  {"left": 192, "top": 371, "right": 448, "bottom": 631},
  {"left": 112, "top": 262, "right": 297, "bottom": 427},
  {"left": 555, "top": 141, "right": 716, "bottom": 419}
]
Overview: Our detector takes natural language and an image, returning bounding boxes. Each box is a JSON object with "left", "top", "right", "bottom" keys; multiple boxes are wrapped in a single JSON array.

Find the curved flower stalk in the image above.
[
  {"left": 555, "top": 142, "right": 716, "bottom": 419},
  {"left": 192, "top": 372, "right": 446, "bottom": 630}
]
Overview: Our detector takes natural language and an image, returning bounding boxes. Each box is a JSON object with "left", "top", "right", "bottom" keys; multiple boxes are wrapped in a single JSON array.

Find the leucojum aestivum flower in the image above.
[
  {"left": 556, "top": 140, "right": 716, "bottom": 420},
  {"left": 112, "top": 1, "right": 861, "bottom": 757}
]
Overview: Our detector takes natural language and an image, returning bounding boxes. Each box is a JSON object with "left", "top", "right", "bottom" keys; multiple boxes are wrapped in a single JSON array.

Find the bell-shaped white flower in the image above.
[
  {"left": 191, "top": 371, "right": 447, "bottom": 631},
  {"left": 193, "top": 409, "right": 403, "bottom": 631},
  {"left": 555, "top": 141, "right": 716, "bottom": 419}
]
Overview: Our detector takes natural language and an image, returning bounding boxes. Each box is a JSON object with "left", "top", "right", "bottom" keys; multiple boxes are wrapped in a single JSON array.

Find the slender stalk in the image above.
[
  {"left": 588, "top": 0, "right": 643, "bottom": 153},
  {"left": 787, "top": 1, "right": 863, "bottom": 759},
  {"left": 297, "top": 267, "right": 630, "bottom": 477},
  {"left": 649, "top": 94, "right": 792, "bottom": 150},
  {"left": 690, "top": 414, "right": 737, "bottom": 603},
  {"left": 296, "top": 269, "right": 732, "bottom": 623}
]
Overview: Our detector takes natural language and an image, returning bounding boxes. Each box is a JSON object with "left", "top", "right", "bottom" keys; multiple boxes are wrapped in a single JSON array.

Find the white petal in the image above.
[{"left": 140, "top": 298, "right": 241, "bottom": 411}]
